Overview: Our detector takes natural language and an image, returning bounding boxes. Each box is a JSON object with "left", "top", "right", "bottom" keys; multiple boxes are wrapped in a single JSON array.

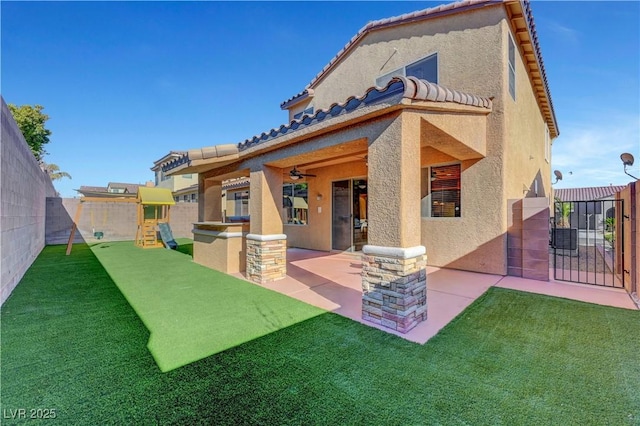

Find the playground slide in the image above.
[{"left": 158, "top": 223, "right": 178, "bottom": 250}]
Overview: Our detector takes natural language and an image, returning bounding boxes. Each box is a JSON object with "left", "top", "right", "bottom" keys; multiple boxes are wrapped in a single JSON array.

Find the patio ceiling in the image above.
[{"left": 265, "top": 138, "right": 369, "bottom": 175}]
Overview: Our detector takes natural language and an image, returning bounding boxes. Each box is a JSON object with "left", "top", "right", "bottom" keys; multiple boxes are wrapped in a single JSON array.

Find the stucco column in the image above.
[
  {"left": 363, "top": 113, "right": 427, "bottom": 333},
  {"left": 246, "top": 165, "right": 286, "bottom": 283},
  {"left": 199, "top": 176, "right": 222, "bottom": 222}
]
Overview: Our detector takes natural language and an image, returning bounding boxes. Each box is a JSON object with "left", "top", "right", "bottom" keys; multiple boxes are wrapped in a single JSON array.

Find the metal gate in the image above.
[{"left": 551, "top": 199, "right": 624, "bottom": 287}]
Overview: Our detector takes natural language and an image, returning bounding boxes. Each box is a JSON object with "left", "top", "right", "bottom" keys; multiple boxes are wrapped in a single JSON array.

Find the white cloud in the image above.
[
  {"left": 552, "top": 113, "right": 640, "bottom": 188},
  {"left": 545, "top": 20, "right": 580, "bottom": 44}
]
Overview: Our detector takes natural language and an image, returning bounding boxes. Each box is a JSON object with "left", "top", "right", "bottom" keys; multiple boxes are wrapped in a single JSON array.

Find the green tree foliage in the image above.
[
  {"left": 8, "top": 104, "right": 52, "bottom": 161},
  {"left": 42, "top": 162, "right": 71, "bottom": 181}
]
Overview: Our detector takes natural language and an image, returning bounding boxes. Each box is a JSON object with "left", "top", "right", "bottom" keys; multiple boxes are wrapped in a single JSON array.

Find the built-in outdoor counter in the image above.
[{"left": 192, "top": 222, "right": 249, "bottom": 274}]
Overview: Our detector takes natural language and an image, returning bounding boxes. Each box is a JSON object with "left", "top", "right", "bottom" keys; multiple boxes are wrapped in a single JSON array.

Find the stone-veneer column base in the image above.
[
  {"left": 361, "top": 245, "right": 427, "bottom": 333},
  {"left": 246, "top": 234, "right": 287, "bottom": 284}
]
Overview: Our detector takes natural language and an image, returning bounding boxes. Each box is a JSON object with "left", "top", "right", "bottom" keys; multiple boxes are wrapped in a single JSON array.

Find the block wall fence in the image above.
[
  {"left": 1, "top": 96, "right": 198, "bottom": 306},
  {"left": 1, "top": 98, "right": 58, "bottom": 305}
]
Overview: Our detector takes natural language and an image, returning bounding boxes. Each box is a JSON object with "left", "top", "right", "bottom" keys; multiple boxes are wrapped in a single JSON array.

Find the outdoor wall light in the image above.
[
  {"left": 316, "top": 194, "right": 323, "bottom": 201},
  {"left": 620, "top": 153, "right": 638, "bottom": 180}
]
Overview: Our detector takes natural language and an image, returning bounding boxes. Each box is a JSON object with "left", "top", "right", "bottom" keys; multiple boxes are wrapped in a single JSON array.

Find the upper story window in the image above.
[
  {"left": 283, "top": 183, "right": 308, "bottom": 225},
  {"left": 420, "top": 164, "right": 461, "bottom": 218},
  {"left": 508, "top": 35, "right": 516, "bottom": 100},
  {"left": 183, "top": 174, "right": 193, "bottom": 179},
  {"left": 544, "top": 123, "right": 550, "bottom": 163},
  {"left": 376, "top": 53, "right": 438, "bottom": 87},
  {"left": 293, "top": 107, "right": 314, "bottom": 120}
]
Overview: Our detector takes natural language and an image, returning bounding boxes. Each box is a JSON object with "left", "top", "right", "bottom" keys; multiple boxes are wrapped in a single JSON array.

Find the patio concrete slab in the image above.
[{"left": 237, "top": 249, "right": 638, "bottom": 345}]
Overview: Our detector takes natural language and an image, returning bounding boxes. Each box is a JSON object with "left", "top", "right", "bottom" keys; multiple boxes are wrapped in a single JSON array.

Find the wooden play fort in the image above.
[
  {"left": 135, "top": 187, "right": 176, "bottom": 249},
  {"left": 65, "top": 187, "right": 176, "bottom": 254}
]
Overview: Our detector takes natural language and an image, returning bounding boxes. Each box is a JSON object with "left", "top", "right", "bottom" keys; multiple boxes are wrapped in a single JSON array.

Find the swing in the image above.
[{"left": 90, "top": 208, "right": 107, "bottom": 239}]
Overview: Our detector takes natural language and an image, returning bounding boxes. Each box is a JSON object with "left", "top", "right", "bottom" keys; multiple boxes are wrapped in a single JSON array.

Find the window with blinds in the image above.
[{"left": 423, "top": 164, "right": 461, "bottom": 218}]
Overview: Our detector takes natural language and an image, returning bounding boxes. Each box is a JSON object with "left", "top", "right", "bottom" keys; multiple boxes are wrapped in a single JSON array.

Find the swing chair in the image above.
[{"left": 90, "top": 207, "right": 108, "bottom": 239}]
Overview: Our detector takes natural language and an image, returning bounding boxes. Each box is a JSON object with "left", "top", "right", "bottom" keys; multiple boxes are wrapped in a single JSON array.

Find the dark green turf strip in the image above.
[
  {"left": 85, "top": 241, "right": 324, "bottom": 371},
  {"left": 2, "top": 245, "right": 639, "bottom": 424}
]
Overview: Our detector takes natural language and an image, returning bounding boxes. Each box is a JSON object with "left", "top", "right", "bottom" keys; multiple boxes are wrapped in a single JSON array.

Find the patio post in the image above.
[
  {"left": 246, "top": 165, "right": 287, "bottom": 284},
  {"left": 199, "top": 176, "right": 223, "bottom": 222},
  {"left": 362, "top": 113, "right": 427, "bottom": 333}
]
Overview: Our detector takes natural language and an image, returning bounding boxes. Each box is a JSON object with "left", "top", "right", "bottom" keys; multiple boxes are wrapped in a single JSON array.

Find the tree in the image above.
[
  {"left": 8, "top": 104, "right": 52, "bottom": 161},
  {"left": 42, "top": 162, "right": 71, "bottom": 181},
  {"left": 554, "top": 198, "right": 573, "bottom": 228}
]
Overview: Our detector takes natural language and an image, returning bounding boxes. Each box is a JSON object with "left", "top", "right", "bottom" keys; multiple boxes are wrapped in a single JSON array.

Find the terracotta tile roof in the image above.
[
  {"left": 280, "top": 89, "right": 314, "bottom": 110},
  {"left": 281, "top": 0, "right": 558, "bottom": 137},
  {"left": 239, "top": 77, "right": 491, "bottom": 151},
  {"left": 554, "top": 186, "right": 626, "bottom": 202},
  {"left": 163, "top": 77, "right": 490, "bottom": 174},
  {"left": 222, "top": 177, "right": 250, "bottom": 190}
]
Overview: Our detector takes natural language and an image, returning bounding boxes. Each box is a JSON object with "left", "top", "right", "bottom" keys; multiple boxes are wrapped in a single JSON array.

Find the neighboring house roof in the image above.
[
  {"left": 280, "top": 0, "right": 558, "bottom": 138},
  {"left": 76, "top": 183, "right": 145, "bottom": 198},
  {"left": 151, "top": 151, "right": 188, "bottom": 170},
  {"left": 554, "top": 186, "right": 626, "bottom": 202},
  {"left": 108, "top": 182, "right": 143, "bottom": 193},
  {"left": 164, "top": 76, "right": 491, "bottom": 174},
  {"left": 280, "top": 89, "right": 314, "bottom": 110},
  {"left": 173, "top": 183, "right": 199, "bottom": 196},
  {"left": 77, "top": 185, "right": 108, "bottom": 193},
  {"left": 223, "top": 177, "right": 250, "bottom": 191}
]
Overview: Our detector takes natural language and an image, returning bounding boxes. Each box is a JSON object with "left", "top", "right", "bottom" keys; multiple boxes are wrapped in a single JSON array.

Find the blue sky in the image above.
[{"left": 2, "top": 1, "right": 638, "bottom": 197}]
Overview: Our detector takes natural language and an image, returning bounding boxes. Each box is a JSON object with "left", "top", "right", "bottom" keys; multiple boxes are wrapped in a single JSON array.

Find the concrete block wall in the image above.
[
  {"left": 45, "top": 199, "right": 198, "bottom": 245},
  {"left": 1, "top": 97, "right": 58, "bottom": 305}
]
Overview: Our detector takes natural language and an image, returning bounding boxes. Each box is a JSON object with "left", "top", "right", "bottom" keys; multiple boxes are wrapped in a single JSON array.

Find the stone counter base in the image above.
[
  {"left": 246, "top": 235, "right": 287, "bottom": 284},
  {"left": 362, "top": 246, "right": 427, "bottom": 333}
]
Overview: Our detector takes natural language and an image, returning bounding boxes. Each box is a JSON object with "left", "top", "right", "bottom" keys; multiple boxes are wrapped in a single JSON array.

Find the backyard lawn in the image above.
[{"left": 1, "top": 243, "right": 639, "bottom": 424}]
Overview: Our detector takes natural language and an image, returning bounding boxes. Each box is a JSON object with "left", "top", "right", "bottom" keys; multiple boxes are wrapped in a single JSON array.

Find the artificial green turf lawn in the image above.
[
  {"left": 84, "top": 241, "right": 325, "bottom": 371},
  {"left": 2, "top": 244, "right": 639, "bottom": 424}
]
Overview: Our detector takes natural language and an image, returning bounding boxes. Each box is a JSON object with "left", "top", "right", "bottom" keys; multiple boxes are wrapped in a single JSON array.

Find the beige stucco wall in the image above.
[
  {"left": 156, "top": 174, "right": 197, "bottom": 192},
  {"left": 306, "top": 6, "right": 505, "bottom": 111},
  {"left": 281, "top": 6, "right": 513, "bottom": 274},
  {"left": 501, "top": 20, "right": 553, "bottom": 204},
  {"left": 189, "top": 6, "right": 553, "bottom": 276},
  {"left": 288, "top": 6, "right": 552, "bottom": 275}
]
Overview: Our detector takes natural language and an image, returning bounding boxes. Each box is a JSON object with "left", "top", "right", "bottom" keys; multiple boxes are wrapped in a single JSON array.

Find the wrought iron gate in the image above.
[{"left": 551, "top": 199, "right": 624, "bottom": 287}]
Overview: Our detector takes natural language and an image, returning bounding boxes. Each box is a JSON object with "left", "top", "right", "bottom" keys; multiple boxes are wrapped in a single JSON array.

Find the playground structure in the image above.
[
  {"left": 65, "top": 187, "right": 177, "bottom": 255},
  {"left": 135, "top": 187, "right": 176, "bottom": 249}
]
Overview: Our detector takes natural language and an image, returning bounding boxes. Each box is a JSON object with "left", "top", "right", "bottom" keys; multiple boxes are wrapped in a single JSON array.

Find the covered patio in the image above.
[
  {"left": 235, "top": 248, "right": 638, "bottom": 343},
  {"left": 165, "top": 77, "right": 494, "bottom": 334}
]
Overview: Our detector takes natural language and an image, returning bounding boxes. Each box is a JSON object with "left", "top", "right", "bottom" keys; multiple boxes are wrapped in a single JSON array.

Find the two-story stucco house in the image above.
[
  {"left": 164, "top": 0, "right": 558, "bottom": 333},
  {"left": 151, "top": 151, "right": 199, "bottom": 202}
]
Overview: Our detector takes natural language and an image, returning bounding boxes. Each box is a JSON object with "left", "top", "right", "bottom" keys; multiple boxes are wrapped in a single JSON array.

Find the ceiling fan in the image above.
[{"left": 289, "top": 166, "right": 316, "bottom": 180}]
